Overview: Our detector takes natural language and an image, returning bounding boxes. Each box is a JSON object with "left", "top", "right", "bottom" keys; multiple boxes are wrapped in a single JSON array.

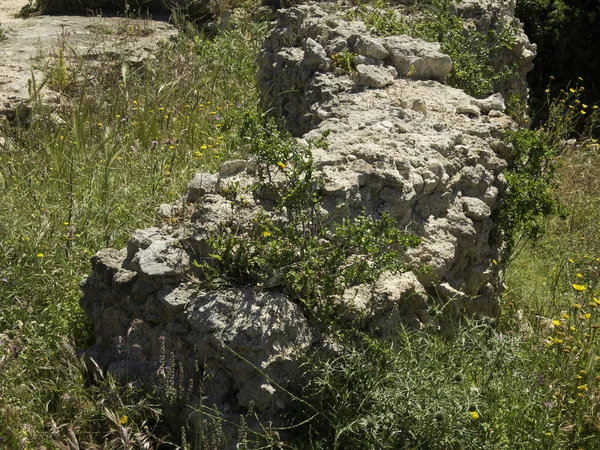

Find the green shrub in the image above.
[
  {"left": 197, "top": 115, "right": 422, "bottom": 323},
  {"left": 499, "top": 128, "right": 560, "bottom": 257}
]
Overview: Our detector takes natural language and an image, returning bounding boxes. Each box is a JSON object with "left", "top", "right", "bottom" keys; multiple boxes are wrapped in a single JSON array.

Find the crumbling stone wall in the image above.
[{"left": 80, "top": 1, "right": 535, "bottom": 443}]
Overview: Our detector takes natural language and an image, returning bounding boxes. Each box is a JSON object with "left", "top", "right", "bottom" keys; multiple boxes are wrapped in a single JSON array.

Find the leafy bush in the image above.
[
  {"left": 499, "top": 128, "right": 560, "bottom": 257},
  {"left": 198, "top": 116, "right": 422, "bottom": 322}
]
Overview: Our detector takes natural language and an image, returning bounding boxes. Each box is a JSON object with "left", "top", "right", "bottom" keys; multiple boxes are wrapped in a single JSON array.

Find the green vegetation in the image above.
[
  {"left": 19, "top": 0, "right": 245, "bottom": 19},
  {"left": 21, "top": 0, "right": 163, "bottom": 15},
  {"left": 350, "top": 0, "right": 520, "bottom": 98},
  {"left": 0, "top": 12, "right": 269, "bottom": 447},
  {"left": 2, "top": 1, "right": 600, "bottom": 449},
  {"left": 499, "top": 82, "right": 600, "bottom": 258},
  {"left": 293, "top": 317, "right": 600, "bottom": 449},
  {"left": 516, "top": 0, "right": 600, "bottom": 127},
  {"left": 198, "top": 117, "right": 422, "bottom": 323}
]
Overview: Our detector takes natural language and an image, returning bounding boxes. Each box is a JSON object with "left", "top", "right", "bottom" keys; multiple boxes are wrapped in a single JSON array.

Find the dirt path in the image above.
[{"left": 0, "top": 1, "right": 176, "bottom": 121}]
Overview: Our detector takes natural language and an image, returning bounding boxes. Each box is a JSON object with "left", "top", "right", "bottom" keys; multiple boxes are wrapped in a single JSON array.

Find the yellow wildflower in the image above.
[
  {"left": 576, "top": 273, "right": 583, "bottom": 278},
  {"left": 262, "top": 231, "right": 271, "bottom": 238},
  {"left": 572, "top": 284, "right": 586, "bottom": 291},
  {"left": 277, "top": 161, "right": 286, "bottom": 170},
  {"left": 469, "top": 411, "right": 480, "bottom": 420},
  {"left": 120, "top": 415, "right": 128, "bottom": 425},
  {"left": 36, "top": 253, "right": 44, "bottom": 258},
  {"left": 552, "top": 319, "right": 561, "bottom": 327}
]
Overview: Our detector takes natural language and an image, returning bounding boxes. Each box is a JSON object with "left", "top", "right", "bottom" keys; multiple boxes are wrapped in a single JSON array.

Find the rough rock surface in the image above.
[
  {"left": 80, "top": 1, "right": 530, "bottom": 443},
  {"left": 258, "top": 1, "right": 535, "bottom": 135}
]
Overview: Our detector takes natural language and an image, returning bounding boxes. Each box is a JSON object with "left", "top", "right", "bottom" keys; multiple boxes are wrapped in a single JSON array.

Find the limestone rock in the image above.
[
  {"left": 130, "top": 238, "right": 190, "bottom": 277},
  {"left": 355, "top": 64, "right": 395, "bottom": 88},
  {"left": 471, "top": 92, "right": 506, "bottom": 113},
  {"left": 350, "top": 34, "right": 389, "bottom": 60},
  {"left": 186, "top": 172, "right": 219, "bottom": 203},
  {"left": 303, "top": 37, "right": 331, "bottom": 71},
  {"left": 79, "top": 1, "right": 529, "bottom": 445},
  {"left": 383, "top": 35, "right": 453, "bottom": 81}
]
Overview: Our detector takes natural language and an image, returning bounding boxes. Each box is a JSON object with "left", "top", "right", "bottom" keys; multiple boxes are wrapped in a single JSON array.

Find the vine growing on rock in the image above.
[{"left": 196, "top": 114, "right": 422, "bottom": 322}]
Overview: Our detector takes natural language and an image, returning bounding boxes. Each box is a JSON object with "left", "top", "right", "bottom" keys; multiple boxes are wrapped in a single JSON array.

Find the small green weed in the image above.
[{"left": 331, "top": 50, "right": 356, "bottom": 72}]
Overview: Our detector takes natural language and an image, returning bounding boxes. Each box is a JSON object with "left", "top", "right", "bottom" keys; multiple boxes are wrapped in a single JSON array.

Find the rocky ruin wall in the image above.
[{"left": 79, "top": 1, "right": 535, "bottom": 441}]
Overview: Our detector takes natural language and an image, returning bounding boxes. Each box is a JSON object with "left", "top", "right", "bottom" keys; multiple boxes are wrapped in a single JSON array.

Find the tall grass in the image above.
[
  {"left": 0, "top": 12, "right": 268, "bottom": 447},
  {"left": 2, "top": 2, "right": 600, "bottom": 449}
]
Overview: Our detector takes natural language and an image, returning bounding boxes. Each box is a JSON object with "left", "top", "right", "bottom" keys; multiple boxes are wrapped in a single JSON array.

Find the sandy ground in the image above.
[
  {"left": 0, "top": 0, "right": 176, "bottom": 120},
  {"left": 0, "top": 0, "right": 27, "bottom": 22}
]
